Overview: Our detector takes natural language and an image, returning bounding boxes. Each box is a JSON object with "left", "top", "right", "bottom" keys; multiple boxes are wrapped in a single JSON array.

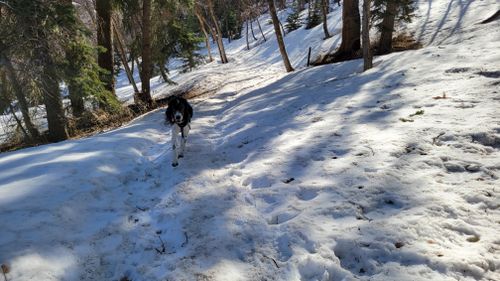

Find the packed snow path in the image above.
[
  {"left": 1, "top": 0, "right": 500, "bottom": 280},
  {"left": 1, "top": 41, "right": 499, "bottom": 280}
]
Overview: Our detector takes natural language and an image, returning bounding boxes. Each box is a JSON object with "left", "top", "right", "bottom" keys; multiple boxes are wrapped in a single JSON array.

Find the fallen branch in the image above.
[
  {"left": 262, "top": 254, "right": 280, "bottom": 268},
  {"left": 155, "top": 236, "right": 166, "bottom": 254},
  {"left": 432, "top": 132, "right": 445, "bottom": 145}
]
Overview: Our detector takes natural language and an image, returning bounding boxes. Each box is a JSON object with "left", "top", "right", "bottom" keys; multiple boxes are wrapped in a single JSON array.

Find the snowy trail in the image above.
[{"left": 1, "top": 0, "right": 500, "bottom": 280}]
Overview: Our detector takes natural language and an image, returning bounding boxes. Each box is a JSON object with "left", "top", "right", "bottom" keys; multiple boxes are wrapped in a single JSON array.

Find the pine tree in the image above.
[
  {"left": 96, "top": 0, "right": 115, "bottom": 94},
  {"left": 2, "top": 0, "right": 122, "bottom": 144},
  {"left": 285, "top": 2, "right": 303, "bottom": 32},
  {"left": 306, "top": 0, "right": 322, "bottom": 29},
  {"left": 372, "top": 0, "right": 416, "bottom": 54}
]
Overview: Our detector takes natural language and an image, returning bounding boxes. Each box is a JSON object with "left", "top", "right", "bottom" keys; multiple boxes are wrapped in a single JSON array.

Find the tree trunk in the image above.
[
  {"left": 96, "top": 0, "right": 115, "bottom": 94},
  {"left": 207, "top": 0, "right": 228, "bottom": 63},
  {"left": 113, "top": 22, "right": 139, "bottom": 93},
  {"left": 195, "top": 11, "right": 214, "bottom": 62},
  {"left": 321, "top": 0, "right": 331, "bottom": 38},
  {"left": 3, "top": 56, "right": 40, "bottom": 141},
  {"left": 330, "top": 0, "right": 361, "bottom": 62},
  {"left": 378, "top": 0, "right": 397, "bottom": 55},
  {"left": 246, "top": 19, "right": 250, "bottom": 50},
  {"left": 256, "top": 17, "right": 267, "bottom": 42},
  {"left": 139, "top": 0, "right": 153, "bottom": 106},
  {"left": 250, "top": 19, "right": 258, "bottom": 40},
  {"left": 63, "top": 0, "right": 85, "bottom": 119},
  {"left": 268, "top": 0, "right": 294, "bottom": 72},
  {"left": 38, "top": 36, "right": 68, "bottom": 142},
  {"left": 277, "top": 0, "right": 286, "bottom": 9},
  {"left": 68, "top": 83, "right": 85, "bottom": 118},
  {"left": 362, "top": 0, "right": 373, "bottom": 70},
  {"left": 159, "top": 63, "right": 176, "bottom": 85},
  {"left": 42, "top": 75, "right": 68, "bottom": 142},
  {"left": 131, "top": 53, "right": 135, "bottom": 73}
]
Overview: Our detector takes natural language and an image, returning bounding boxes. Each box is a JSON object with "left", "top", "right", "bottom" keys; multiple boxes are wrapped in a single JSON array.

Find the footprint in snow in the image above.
[
  {"left": 296, "top": 188, "right": 319, "bottom": 201},
  {"left": 267, "top": 210, "right": 300, "bottom": 225},
  {"left": 242, "top": 175, "right": 275, "bottom": 189}
]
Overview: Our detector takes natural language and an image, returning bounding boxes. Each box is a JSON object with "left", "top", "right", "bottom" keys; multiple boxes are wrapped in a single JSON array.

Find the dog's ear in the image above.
[
  {"left": 165, "top": 106, "right": 174, "bottom": 124},
  {"left": 166, "top": 95, "right": 174, "bottom": 104}
]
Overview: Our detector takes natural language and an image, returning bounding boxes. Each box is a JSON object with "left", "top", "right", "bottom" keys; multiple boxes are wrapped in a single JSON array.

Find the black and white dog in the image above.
[{"left": 165, "top": 96, "right": 193, "bottom": 167}]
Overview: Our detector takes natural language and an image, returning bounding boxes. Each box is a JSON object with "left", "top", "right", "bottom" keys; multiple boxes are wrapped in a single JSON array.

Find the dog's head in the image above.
[{"left": 166, "top": 96, "right": 189, "bottom": 124}]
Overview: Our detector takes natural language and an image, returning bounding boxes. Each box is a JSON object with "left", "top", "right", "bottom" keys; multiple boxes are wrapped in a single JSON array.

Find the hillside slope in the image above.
[{"left": 0, "top": 1, "right": 499, "bottom": 280}]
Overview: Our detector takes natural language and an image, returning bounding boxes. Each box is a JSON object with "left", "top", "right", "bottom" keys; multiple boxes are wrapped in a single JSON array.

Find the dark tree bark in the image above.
[
  {"left": 256, "top": 17, "right": 267, "bottom": 42},
  {"left": 158, "top": 64, "right": 175, "bottom": 85},
  {"left": 68, "top": 84, "right": 85, "bottom": 118},
  {"left": 42, "top": 72, "right": 68, "bottom": 142},
  {"left": 268, "top": 0, "right": 294, "bottom": 72},
  {"left": 113, "top": 22, "right": 139, "bottom": 93},
  {"left": 139, "top": 0, "right": 153, "bottom": 106},
  {"left": 378, "top": 0, "right": 397, "bottom": 54},
  {"left": 250, "top": 19, "right": 258, "bottom": 40},
  {"left": 362, "top": 0, "right": 373, "bottom": 70},
  {"left": 246, "top": 18, "right": 250, "bottom": 50},
  {"left": 335, "top": 0, "right": 361, "bottom": 59},
  {"left": 207, "top": 0, "right": 228, "bottom": 63},
  {"left": 64, "top": 0, "right": 85, "bottom": 118},
  {"left": 321, "top": 0, "right": 331, "bottom": 38},
  {"left": 131, "top": 53, "right": 135, "bottom": 73},
  {"left": 277, "top": 0, "right": 286, "bottom": 9},
  {"left": 2, "top": 56, "right": 40, "bottom": 141},
  {"left": 195, "top": 10, "right": 214, "bottom": 62},
  {"left": 96, "top": 0, "right": 115, "bottom": 94}
]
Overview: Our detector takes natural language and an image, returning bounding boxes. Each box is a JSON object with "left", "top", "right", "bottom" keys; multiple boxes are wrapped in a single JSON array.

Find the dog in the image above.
[{"left": 165, "top": 96, "right": 193, "bottom": 167}]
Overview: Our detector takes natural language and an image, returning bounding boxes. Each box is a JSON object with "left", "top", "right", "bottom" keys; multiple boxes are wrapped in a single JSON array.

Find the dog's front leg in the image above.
[
  {"left": 171, "top": 124, "right": 180, "bottom": 167},
  {"left": 179, "top": 125, "right": 190, "bottom": 158}
]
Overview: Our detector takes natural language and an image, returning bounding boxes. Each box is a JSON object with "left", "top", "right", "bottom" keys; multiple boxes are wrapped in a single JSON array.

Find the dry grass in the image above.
[{"left": 391, "top": 33, "right": 423, "bottom": 52}]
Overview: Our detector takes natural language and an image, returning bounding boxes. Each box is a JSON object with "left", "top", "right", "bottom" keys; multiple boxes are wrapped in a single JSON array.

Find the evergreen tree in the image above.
[
  {"left": 285, "top": 2, "right": 303, "bottom": 32},
  {"left": 96, "top": 0, "right": 115, "bottom": 94},
  {"left": 306, "top": 0, "right": 322, "bottom": 29},
  {"left": 2, "top": 0, "right": 123, "bottom": 144},
  {"left": 372, "top": 0, "right": 416, "bottom": 54}
]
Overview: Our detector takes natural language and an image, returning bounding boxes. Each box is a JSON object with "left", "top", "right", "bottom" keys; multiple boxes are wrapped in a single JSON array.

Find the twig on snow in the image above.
[
  {"left": 348, "top": 200, "right": 372, "bottom": 221},
  {"left": 155, "top": 236, "right": 166, "bottom": 254},
  {"left": 262, "top": 254, "right": 280, "bottom": 269},
  {"left": 181, "top": 232, "right": 189, "bottom": 247},
  {"left": 1, "top": 264, "right": 9, "bottom": 281},
  {"left": 432, "top": 132, "right": 445, "bottom": 145},
  {"left": 366, "top": 146, "right": 375, "bottom": 156}
]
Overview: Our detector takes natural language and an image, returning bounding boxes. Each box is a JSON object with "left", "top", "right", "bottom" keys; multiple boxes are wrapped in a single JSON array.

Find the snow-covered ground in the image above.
[{"left": 1, "top": 1, "right": 499, "bottom": 280}]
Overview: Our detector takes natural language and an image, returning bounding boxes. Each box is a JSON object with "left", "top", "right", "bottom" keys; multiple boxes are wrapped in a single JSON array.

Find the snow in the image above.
[{"left": 1, "top": 0, "right": 500, "bottom": 280}]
